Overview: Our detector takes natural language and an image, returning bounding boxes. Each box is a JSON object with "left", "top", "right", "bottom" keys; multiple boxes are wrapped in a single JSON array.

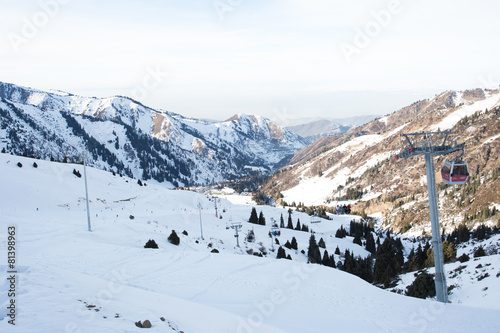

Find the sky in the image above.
[{"left": 1, "top": 0, "right": 500, "bottom": 124}]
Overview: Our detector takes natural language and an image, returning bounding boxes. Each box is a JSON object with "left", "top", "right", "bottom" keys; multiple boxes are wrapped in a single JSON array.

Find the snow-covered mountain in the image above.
[
  {"left": 1, "top": 153, "right": 499, "bottom": 332},
  {"left": 262, "top": 88, "right": 500, "bottom": 234},
  {"left": 286, "top": 115, "right": 376, "bottom": 142},
  {"left": 0, "top": 81, "right": 308, "bottom": 186}
]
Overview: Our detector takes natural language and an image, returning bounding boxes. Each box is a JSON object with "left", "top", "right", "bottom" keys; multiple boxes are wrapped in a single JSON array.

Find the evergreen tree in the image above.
[
  {"left": 258, "top": 211, "right": 266, "bottom": 226},
  {"left": 284, "top": 240, "right": 292, "bottom": 249},
  {"left": 249, "top": 207, "right": 258, "bottom": 224},
  {"left": 330, "top": 254, "right": 336, "bottom": 268},
  {"left": 291, "top": 237, "right": 298, "bottom": 250},
  {"left": 322, "top": 249, "right": 331, "bottom": 267},
  {"left": 318, "top": 237, "right": 326, "bottom": 248},
  {"left": 414, "top": 243, "right": 427, "bottom": 269},
  {"left": 403, "top": 248, "right": 416, "bottom": 272},
  {"left": 287, "top": 213, "right": 294, "bottom": 229},
  {"left": 280, "top": 213, "right": 285, "bottom": 228},
  {"left": 144, "top": 239, "right": 159, "bottom": 249},
  {"left": 353, "top": 229, "right": 362, "bottom": 246},
  {"left": 335, "top": 226, "right": 347, "bottom": 238},
  {"left": 335, "top": 246, "right": 341, "bottom": 255},
  {"left": 295, "top": 219, "right": 301, "bottom": 231},
  {"left": 307, "top": 234, "right": 321, "bottom": 264},
  {"left": 373, "top": 237, "right": 398, "bottom": 286},
  {"left": 301, "top": 224, "right": 309, "bottom": 232},
  {"left": 276, "top": 246, "right": 287, "bottom": 259},
  {"left": 167, "top": 230, "right": 180, "bottom": 245},
  {"left": 365, "top": 232, "right": 376, "bottom": 254}
]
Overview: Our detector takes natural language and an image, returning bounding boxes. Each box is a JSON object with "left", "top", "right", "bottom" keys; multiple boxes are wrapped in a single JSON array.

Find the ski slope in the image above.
[{"left": 1, "top": 154, "right": 499, "bottom": 332}]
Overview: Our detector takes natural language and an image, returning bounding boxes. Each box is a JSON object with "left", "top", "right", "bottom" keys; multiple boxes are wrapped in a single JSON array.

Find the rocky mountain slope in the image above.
[
  {"left": 0, "top": 81, "right": 308, "bottom": 186},
  {"left": 262, "top": 88, "right": 500, "bottom": 235}
]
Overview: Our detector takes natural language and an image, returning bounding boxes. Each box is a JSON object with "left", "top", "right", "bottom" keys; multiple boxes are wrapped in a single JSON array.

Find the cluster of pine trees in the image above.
[
  {"left": 307, "top": 234, "right": 336, "bottom": 268},
  {"left": 280, "top": 211, "right": 310, "bottom": 232},
  {"left": 248, "top": 207, "right": 266, "bottom": 225},
  {"left": 446, "top": 223, "right": 500, "bottom": 244}
]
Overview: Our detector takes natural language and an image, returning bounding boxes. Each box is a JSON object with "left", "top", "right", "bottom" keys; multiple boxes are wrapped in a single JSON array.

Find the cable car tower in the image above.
[
  {"left": 396, "top": 131, "right": 466, "bottom": 303},
  {"left": 227, "top": 216, "right": 243, "bottom": 248}
]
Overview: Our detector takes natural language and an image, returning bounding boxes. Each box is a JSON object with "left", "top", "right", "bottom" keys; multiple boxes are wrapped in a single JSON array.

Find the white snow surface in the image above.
[
  {"left": 0, "top": 155, "right": 499, "bottom": 332},
  {"left": 430, "top": 90, "right": 500, "bottom": 131}
]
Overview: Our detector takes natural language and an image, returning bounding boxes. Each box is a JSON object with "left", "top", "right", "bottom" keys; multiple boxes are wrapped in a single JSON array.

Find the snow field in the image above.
[{"left": 1, "top": 154, "right": 499, "bottom": 332}]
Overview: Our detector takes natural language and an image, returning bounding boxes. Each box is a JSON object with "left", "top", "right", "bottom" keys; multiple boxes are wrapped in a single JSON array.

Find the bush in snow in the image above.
[
  {"left": 168, "top": 230, "right": 180, "bottom": 245},
  {"left": 144, "top": 239, "right": 159, "bottom": 249},
  {"left": 474, "top": 246, "right": 486, "bottom": 258},
  {"left": 182, "top": 230, "right": 188, "bottom": 236},
  {"left": 33, "top": 162, "right": 38, "bottom": 168},
  {"left": 457, "top": 253, "right": 470, "bottom": 263},
  {"left": 17, "top": 162, "right": 22, "bottom": 168},
  {"left": 405, "top": 270, "right": 436, "bottom": 299},
  {"left": 73, "top": 169, "right": 82, "bottom": 178}
]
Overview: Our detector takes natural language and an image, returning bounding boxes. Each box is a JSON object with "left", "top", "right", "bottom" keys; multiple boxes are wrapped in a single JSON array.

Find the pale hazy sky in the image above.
[{"left": 1, "top": 0, "right": 499, "bottom": 123}]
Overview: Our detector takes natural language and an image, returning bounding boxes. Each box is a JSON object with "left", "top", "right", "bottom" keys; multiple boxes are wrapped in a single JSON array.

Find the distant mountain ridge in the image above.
[
  {"left": 286, "top": 115, "right": 377, "bottom": 142},
  {"left": 0, "top": 81, "right": 308, "bottom": 186}
]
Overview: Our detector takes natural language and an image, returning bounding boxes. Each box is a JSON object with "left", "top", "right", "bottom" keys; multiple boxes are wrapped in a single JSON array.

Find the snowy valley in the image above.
[{"left": 1, "top": 154, "right": 499, "bottom": 332}]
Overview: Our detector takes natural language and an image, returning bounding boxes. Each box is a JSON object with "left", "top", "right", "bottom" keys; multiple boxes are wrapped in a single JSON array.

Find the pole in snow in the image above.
[
  {"left": 83, "top": 152, "right": 92, "bottom": 232},
  {"left": 198, "top": 202, "right": 204, "bottom": 240}
]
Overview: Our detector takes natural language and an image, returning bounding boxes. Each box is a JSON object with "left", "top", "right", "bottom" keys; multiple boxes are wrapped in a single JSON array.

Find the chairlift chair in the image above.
[
  {"left": 270, "top": 226, "right": 281, "bottom": 237},
  {"left": 310, "top": 214, "right": 321, "bottom": 224},
  {"left": 441, "top": 158, "right": 469, "bottom": 185}
]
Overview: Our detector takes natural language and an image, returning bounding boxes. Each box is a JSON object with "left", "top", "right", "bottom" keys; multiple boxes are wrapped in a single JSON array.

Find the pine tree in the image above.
[
  {"left": 329, "top": 254, "right": 336, "bottom": 268},
  {"left": 258, "top": 211, "right": 266, "bottom": 225},
  {"left": 295, "top": 219, "right": 301, "bottom": 231},
  {"left": 373, "top": 237, "right": 398, "bottom": 286},
  {"left": 249, "top": 207, "right": 258, "bottom": 224},
  {"left": 318, "top": 237, "right": 326, "bottom": 248},
  {"left": 307, "top": 234, "right": 321, "bottom": 264},
  {"left": 291, "top": 237, "right": 298, "bottom": 250},
  {"left": 144, "top": 239, "right": 159, "bottom": 249},
  {"left": 287, "top": 213, "right": 294, "bottom": 229},
  {"left": 353, "top": 229, "right": 362, "bottom": 246},
  {"left": 415, "top": 243, "right": 427, "bottom": 269},
  {"left": 167, "top": 230, "right": 180, "bottom": 245},
  {"left": 277, "top": 246, "right": 287, "bottom": 259},
  {"left": 280, "top": 213, "right": 285, "bottom": 228},
  {"left": 322, "top": 249, "right": 330, "bottom": 266},
  {"left": 335, "top": 246, "right": 340, "bottom": 255},
  {"left": 365, "top": 232, "right": 376, "bottom": 254},
  {"left": 284, "top": 240, "right": 292, "bottom": 249}
]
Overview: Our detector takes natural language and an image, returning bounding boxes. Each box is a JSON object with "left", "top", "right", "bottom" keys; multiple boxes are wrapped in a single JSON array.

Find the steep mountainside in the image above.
[
  {"left": 262, "top": 88, "right": 500, "bottom": 235},
  {"left": 0, "top": 82, "right": 308, "bottom": 186}
]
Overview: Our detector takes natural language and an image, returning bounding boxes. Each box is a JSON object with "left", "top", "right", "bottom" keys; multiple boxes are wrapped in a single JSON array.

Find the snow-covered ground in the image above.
[{"left": 1, "top": 155, "right": 499, "bottom": 332}]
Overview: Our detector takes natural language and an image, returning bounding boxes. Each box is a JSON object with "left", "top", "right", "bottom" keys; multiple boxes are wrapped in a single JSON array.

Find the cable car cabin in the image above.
[{"left": 441, "top": 159, "right": 469, "bottom": 185}]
